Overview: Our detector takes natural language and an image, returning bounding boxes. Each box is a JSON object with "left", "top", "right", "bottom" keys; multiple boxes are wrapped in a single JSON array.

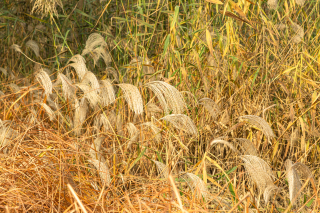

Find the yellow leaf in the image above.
[
  {"left": 206, "top": 29, "right": 214, "bottom": 58},
  {"left": 205, "top": 0, "right": 223, "bottom": 4}
]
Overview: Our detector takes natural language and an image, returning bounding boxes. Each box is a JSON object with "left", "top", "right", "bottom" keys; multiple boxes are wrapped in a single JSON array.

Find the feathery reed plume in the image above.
[
  {"left": 146, "top": 102, "right": 163, "bottom": 116},
  {"left": 116, "top": 113, "right": 124, "bottom": 136},
  {"left": 267, "top": 0, "right": 278, "bottom": 10},
  {"left": 276, "top": 23, "right": 287, "bottom": 30},
  {"left": 161, "top": 114, "right": 198, "bottom": 136},
  {"left": 36, "top": 69, "right": 52, "bottom": 96},
  {"left": 26, "top": 40, "right": 40, "bottom": 57},
  {"left": 291, "top": 162, "right": 313, "bottom": 179},
  {"left": 38, "top": 102, "right": 55, "bottom": 121},
  {"left": 31, "top": 0, "right": 63, "bottom": 17},
  {"left": 68, "top": 54, "right": 87, "bottom": 80},
  {"left": 239, "top": 115, "right": 275, "bottom": 143},
  {"left": 0, "top": 91, "right": 4, "bottom": 97},
  {"left": 182, "top": 173, "right": 210, "bottom": 200},
  {"left": 291, "top": 22, "right": 304, "bottom": 43},
  {"left": 11, "top": 44, "right": 22, "bottom": 53},
  {"left": 82, "top": 33, "right": 111, "bottom": 66},
  {"left": 145, "top": 81, "right": 186, "bottom": 114},
  {"left": 199, "top": 98, "right": 220, "bottom": 119},
  {"left": 58, "top": 73, "right": 76, "bottom": 100},
  {"left": 76, "top": 84, "right": 100, "bottom": 108},
  {"left": 234, "top": 138, "right": 258, "bottom": 156},
  {"left": 151, "top": 160, "right": 168, "bottom": 178},
  {"left": 99, "top": 79, "right": 115, "bottom": 106},
  {"left": 83, "top": 71, "right": 100, "bottom": 92},
  {"left": 105, "top": 67, "right": 119, "bottom": 83},
  {"left": 240, "top": 155, "right": 277, "bottom": 204},
  {"left": 264, "top": 185, "right": 279, "bottom": 204},
  {"left": 0, "top": 67, "right": 7, "bottom": 77},
  {"left": 88, "top": 159, "right": 111, "bottom": 186},
  {"left": 88, "top": 136, "right": 111, "bottom": 186},
  {"left": 82, "top": 33, "right": 107, "bottom": 56},
  {"left": 91, "top": 46, "right": 111, "bottom": 66},
  {"left": 142, "top": 122, "right": 162, "bottom": 143},
  {"left": 210, "top": 139, "right": 240, "bottom": 154},
  {"left": 98, "top": 111, "right": 116, "bottom": 132},
  {"left": 285, "top": 159, "right": 301, "bottom": 205},
  {"left": 118, "top": 83, "right": 144, "bottom": 115},
  {"left": 0, "top": 121, "right": 16, "bottom": 153},
  {"left": 89, "top": 137, "right": 105, "bottom": 161},
  {"left": 295, "top": 0, "right": 305, "bottom": 6},
  {"left": 126, "top": 123, "right": 139, "bottom": 148},
  {"left": 73, "top": 98, "right": 88, "bottom": 136}
]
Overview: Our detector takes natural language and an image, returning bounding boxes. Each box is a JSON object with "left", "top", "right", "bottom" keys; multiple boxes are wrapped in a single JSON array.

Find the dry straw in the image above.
[
  {"left": 26, "top": 40, "right": 40, "bottom": 57},
  {"left": 239, "top": 115, "right": 275, "bottom": 143},
  {"left": 199, "top": 98, "right": 220, "bottom": 119},
  {"left": 161, "top": 114, "right": 198, "bottom": 136},
  {"left": 145, "top": 81, "right": 186, "bottom": 114},
  {"left": 118, "top": 83, "right": 144, "bottom": 115}
]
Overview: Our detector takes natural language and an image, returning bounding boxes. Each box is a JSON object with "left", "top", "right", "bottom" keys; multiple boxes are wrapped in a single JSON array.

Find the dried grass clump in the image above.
[
  {"left": 145, "top": 81, "right": 186, "bottom": 114},
  {"left": 58, "top": 73, "right": 76, "bottom": 100},
  {"left": 239, "top": 115, "right": 275, "bottom": 143},
  {"left": 291, "top": 22, "right": 304, "bottom": 43},
  {"left": 36, "top": 68, "right": 52, "bottom": 96},
  {"left": 118, "top": 83, "right": 144, "bottom": 115},
  {"left": 68, "top": 54, "right": 87, "bottom": 80},
  {"left": 31, "top": 0, "right": 63, "bottom": 17},
  {"left": 151, "top": 160, "right": 168, "bottom": 178},
  {"left": 26, "top": 40, "right": 40, "bottom": 57},
  {"left": 240, "top": 155, "right": 278, "bottom": 203},
  {"left": 161, "top": 114, "right": 198, "bottom": 136},
  {"left": 199, "top": 98, "right": 220, "bottom": 119},
  {"left": 234, "top": 138, "right": 259, "bottom": 156},
  {"left": 182, "top": 173, "right": 210, "bottom": 200},
  {"left": 285, "top": 159, "right": 302, "bottom": 205},
  {"left": 267, "top": 0, "right": 278, "bottom": 10},
  {"left": 99, "top": 79, "right": 115, "bottom": 106}
]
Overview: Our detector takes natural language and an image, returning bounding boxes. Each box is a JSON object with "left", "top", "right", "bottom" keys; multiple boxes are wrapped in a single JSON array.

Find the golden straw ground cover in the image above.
[{"left": 0, "top": 0, "right": 320, "bottom": 212}]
